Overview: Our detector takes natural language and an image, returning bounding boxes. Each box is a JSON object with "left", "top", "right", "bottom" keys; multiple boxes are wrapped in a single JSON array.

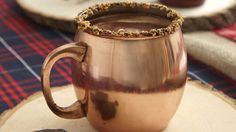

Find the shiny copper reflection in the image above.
[
  {"left": 42, "top": 3, "right": 187, "bottom": 132},
  {"left": 73, "top": 29, "right": 187, "bottom": 93},
  {"left": 72, "top": 21, "right": 186, "bottom": 131}
]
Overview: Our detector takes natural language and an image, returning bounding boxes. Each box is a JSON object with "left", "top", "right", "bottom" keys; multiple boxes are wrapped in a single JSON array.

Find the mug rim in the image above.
[{"left": 75, "top": 2, "right": 184, "bottom": 40}]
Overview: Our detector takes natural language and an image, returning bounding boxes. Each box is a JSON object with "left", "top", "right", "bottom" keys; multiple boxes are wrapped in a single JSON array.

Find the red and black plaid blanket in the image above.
[{"left": 0, "top": 0, "right": 236, "bottom": 114}]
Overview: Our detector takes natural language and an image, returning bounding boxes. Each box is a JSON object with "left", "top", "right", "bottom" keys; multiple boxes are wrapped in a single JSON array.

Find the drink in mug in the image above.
[{"left": 41, "top": 2, "right": 187, "bottom": 132}]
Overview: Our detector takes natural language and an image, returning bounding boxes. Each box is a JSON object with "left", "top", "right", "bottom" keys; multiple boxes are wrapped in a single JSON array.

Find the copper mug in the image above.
[{"left": 41, "top": 2, "right": 186, "bottom": 132}]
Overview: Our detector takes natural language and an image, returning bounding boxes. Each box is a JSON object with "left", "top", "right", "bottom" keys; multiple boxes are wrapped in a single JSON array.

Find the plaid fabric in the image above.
[
  {"left": 214, "top": 23, "right": 236, "bottom": 41},
  {"left": 0, "top": 0, "right": 236, "bottom": 114}
]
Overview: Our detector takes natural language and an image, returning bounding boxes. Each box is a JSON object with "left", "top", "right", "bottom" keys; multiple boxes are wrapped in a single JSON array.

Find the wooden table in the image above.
[{"left": 1, "top": 81, "right": 235, "bottom": 132}]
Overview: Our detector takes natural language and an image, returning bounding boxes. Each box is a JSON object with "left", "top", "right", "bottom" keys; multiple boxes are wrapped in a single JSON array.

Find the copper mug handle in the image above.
[{"left": 41, "top": 43, "right": 87, "bottom": 119}]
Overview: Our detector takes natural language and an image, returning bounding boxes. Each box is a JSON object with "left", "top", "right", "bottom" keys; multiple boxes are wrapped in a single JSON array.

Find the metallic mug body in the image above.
[{"left": 41, "top": 2, "right": 186, "bottom": 132}]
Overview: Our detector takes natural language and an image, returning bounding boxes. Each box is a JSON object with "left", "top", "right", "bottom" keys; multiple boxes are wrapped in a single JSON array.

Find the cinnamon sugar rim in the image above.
[{"left": 75, "top": 2, "right": 184, "bottom": 38}]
